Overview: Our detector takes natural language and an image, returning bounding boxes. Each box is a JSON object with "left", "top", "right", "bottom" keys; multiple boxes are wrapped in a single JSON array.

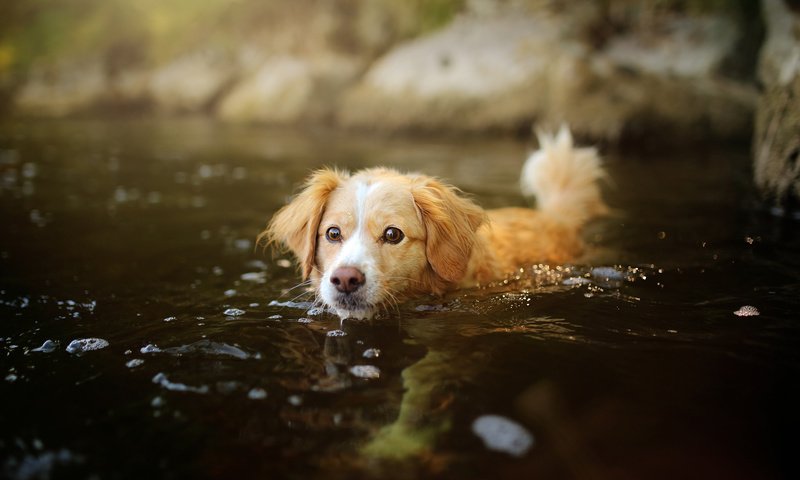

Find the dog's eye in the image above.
[
  {"left": 382, "top": 227, "right": 404, "bottom": 244},
  {"left": 325, "top": 227, "right": 342, "bottom": 242}
]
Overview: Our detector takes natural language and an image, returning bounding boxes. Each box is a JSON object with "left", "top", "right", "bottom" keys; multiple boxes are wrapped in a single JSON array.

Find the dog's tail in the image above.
[{"left": 520, "top": 125, "right": 608, "bottom": 228}]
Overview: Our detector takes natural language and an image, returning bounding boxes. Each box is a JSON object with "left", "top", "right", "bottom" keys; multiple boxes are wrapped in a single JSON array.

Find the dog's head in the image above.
[{"left": 261, "top": 167, "right": 486, "bottom": 319}]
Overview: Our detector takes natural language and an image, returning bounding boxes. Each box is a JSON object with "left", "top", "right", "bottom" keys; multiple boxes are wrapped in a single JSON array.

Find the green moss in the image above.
[{"left": 0, "top": 0, "right": 467, "bottom": 74}]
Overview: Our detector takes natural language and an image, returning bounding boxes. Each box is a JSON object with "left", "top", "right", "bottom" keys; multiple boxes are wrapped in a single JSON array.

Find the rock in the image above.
[
  {"left": 339, "top": 5, "right": 756, "bottom": 141},
  {"left": 217, "top": 54, "right": 361, "bottom": 123},
  {"left": 472, "top": 414, "right": 534, "bottom": 457},
  {"left": 15, "top": 62, "right": 106, "bottom": 116},
  {"left": 149, "top": 49, "right": 238, "bottom": 113},
  {"left": 753, "top": 0, "right": 800, "bottom": 205}
]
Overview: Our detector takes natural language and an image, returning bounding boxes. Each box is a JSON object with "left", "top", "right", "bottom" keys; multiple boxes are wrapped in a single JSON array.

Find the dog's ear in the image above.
[
  {"left": 412, "top": 177, "right": 487, "bottom": 284},
  {"left": 259, "top": 168, "right": 346, "bottom": 279}
]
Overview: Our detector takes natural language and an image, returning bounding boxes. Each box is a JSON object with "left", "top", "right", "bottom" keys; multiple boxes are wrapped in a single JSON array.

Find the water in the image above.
[{"left": 1, "top": 118, "right": 798, "bottom": 479}]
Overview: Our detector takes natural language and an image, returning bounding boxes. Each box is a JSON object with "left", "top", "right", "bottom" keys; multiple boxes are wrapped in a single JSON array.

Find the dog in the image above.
[{"left": 260, "top": 126, "right": 607, "bottom": 320}]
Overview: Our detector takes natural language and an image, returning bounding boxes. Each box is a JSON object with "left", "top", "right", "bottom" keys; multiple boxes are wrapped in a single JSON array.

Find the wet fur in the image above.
[{"left": 261, "top": 127, "right": 606, "bottom": 319}]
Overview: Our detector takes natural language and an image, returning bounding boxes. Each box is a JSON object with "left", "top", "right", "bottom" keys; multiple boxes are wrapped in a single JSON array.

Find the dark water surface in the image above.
[{"left": 1, "top": 118, "right": 798, "bottom": 479}]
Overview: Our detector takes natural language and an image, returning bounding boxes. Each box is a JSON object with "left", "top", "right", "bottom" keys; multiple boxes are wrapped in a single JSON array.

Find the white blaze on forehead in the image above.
[
  {"left": 355, "top": 179, "right": 379, "bottom": 231},
  {"left": 335, "top": 179, "right": 381, "bottom": 268}
]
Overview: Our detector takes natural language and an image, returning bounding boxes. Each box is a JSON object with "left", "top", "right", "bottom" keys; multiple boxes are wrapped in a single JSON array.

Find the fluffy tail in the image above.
[{"left": 520, "top": 125, "right": 607, "bottom": 228}]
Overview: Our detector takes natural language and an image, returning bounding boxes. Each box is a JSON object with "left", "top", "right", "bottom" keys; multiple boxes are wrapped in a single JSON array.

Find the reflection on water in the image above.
[{"left": 1, "top": 118, "right": 799, "bottom": 479}]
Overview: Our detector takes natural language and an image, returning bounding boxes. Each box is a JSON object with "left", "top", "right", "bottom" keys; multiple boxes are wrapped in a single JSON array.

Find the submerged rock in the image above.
[{"left": 471, "top": 414, "right": 534, "bottom": 457}]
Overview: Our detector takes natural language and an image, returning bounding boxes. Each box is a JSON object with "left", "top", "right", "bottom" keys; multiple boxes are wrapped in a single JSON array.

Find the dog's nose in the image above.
[{"left": 330, "top": 267, "right": 365, "bottom": 294}]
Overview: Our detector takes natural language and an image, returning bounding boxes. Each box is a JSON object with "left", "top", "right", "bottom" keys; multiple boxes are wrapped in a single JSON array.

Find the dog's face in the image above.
[{"left": 263, "top": 168, "right": 486, "bottom": 319}]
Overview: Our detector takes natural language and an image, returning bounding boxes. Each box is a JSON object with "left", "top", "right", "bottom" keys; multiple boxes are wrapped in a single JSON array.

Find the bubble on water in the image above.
[
  {"left": 362, "top": 348, "right": 381, "bottom": 359},
  {"left": 562, "top": 277, "right": 591, "bottom": 286},
  {"left": 31, "top": 340, "right": 58, "bottom": 353},
  {"left": 126, "top": 358, "right": 144, "bottom": 368},
  {"left": 276, "top": 259, "right": 292, "bottom": 268},
  {"left": 198, "top": 165, "right": 213, "bottom": 178},
  {"left": 163, "top": 316, "right": 176, "bottom": 323},
  {"left": 65, "top": 338, "right": 109, "bottom": 354},
  {"left": 472, "top": 414, "right": 534, "bottom": 457},
  {"left": 223, "top": 308, "right": 245, "bottom": 316},
  {"left": 212, "top": 266, "right": 223, "bottom": 275},
  {"left": 151, "top": 396, "right": 165, "bottom": 407},
  {"left": 6, "top": 373, "right": 18, "bottom": 382},
  {"left": 349, "top": 365, "right": 380, "bottom": 379},
  {"left": 268, "top": 314, "right": 283, "bottom": 320},
  {"left": 233, "top": 239, "right": 251, "bottom": 251},
  {"left": 288, "top": 395, "right": 303, "bottom": 406},
  {"left": 21, "top": 162, "right": 37, "bottom": 178},
  {"left": 113, "top": 187, "right": 128, "bottom": 203},
  {"left": 29, "top": 209, "right": 48, "bottom": 227},
  {"left": 140, "top": 344, "right": 161, "bottom": 354},
  {"left": 224, "top": 289, "right": 237, "bottom": 297},
  {"left": 297, "top": 317, "right": 313, "bottom": 324},
  {"left": 307, "top": 307, "right": 325, "bottom": 316},
  {"left": 249, "top": 303, "right": 260, "bottom": 307},
  {"left": 591, "top": 267, "right": 625, "bottom": 281},
  {"left": 152, "top": 372, "right": 209, "bottom": 394},
  {"left": 734, "top": 305, "right": 760, "bottom": 317},
  {"left": 327, "top": 330, "right": 347, "bottom": 337},
  {"left": 240, "top": 272, "right": 266, "bottom": 283},
  {"left": 246, "top": 259, "right": 268, "bottom": 270},
  {"left": 247, "top": 388, "right": 268, "bottom": 400}
]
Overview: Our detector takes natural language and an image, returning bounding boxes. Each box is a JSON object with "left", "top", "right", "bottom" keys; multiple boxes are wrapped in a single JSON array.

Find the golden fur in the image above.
[{"left": 260, "top": 126, "right": 606, "bottom": 319}]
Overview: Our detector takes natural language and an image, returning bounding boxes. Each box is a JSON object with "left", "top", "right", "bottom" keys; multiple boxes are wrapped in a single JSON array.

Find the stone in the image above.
[{"left": 753, "top": 0, "right": 800, "bottom": 205}]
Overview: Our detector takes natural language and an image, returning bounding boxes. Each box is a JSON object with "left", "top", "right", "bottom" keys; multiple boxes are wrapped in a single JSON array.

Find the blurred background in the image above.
[
  {"left": 2, "top": 3, "right": 800, "bottom": 479},
  {"left": 3, "top": 0, "right": 798, "bottom": 202},
  {"left": 0, "top": 3, "right": 774, "bottom": 131}
]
